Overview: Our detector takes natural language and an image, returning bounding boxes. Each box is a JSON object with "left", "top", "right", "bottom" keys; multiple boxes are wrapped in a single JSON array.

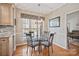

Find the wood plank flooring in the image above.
[{"left": 14, "top": 44, "right": 79, "bottom": 56}]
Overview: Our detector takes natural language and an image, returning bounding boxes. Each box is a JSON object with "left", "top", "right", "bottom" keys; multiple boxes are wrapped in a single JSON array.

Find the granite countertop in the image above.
[
  {"left": 0, "top": 25, "right": 14, "bottom": 38},
  {"left": 0, "top": 32, "right": 14, "bottom": 38}
]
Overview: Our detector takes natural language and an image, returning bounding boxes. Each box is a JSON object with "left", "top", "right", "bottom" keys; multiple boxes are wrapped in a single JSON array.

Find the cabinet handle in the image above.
[{"left": 2, "top": 40, "right": 5, "bottom": 41}]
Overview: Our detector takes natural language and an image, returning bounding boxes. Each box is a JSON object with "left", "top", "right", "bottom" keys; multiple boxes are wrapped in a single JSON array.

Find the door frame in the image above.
[{"left": 65, "top": 9, "right": 79, "bottom": 49}]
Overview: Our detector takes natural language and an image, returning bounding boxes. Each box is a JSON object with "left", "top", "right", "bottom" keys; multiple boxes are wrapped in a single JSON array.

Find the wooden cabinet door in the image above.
[
  {"left": 0, "top": 38, "right": 9, "bottom": 56},
  {"left": 2, "top": 38, "right": 9, "bottom": 56},
  {"left": 0, "top": 4, "right": 15, "bottom": 25},
  {"left": 1, "top": 5, "right": 11, "bottom": 25},
  {"left": 0, "top": 39, "right": 2, "bottom": 56},
  {"left": 0, "top": 6, "right": 2, "bottom": 24}
]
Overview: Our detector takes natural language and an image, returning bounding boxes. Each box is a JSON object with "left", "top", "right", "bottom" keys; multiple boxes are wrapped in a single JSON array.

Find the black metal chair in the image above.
[
  {"left": 41, "top": 33, "right": 54, "bottom": 56},
  {"left": 25, "top": 33, "right": 39, "bottom": 56}
]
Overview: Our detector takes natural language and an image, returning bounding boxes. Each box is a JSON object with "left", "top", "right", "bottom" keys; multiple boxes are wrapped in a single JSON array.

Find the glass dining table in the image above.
[
  {"left": 32, "top": 36, "right": 48, "bottom": 55},
  {"left": 25, "top": 33, "right": 49, "bottom": 56}
]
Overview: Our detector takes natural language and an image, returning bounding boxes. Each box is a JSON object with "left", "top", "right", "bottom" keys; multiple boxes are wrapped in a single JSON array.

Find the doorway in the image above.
[{"left": 66, "top": 10, "right": 79, "bottom": 49}]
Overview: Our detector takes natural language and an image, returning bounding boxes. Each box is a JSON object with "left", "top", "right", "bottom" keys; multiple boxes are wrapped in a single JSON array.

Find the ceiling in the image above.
[{"left": 15, "top": 3, "right": 65, "bottom": 16}]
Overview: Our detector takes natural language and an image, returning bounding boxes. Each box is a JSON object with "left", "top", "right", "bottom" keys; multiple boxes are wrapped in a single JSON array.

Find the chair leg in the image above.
[
  {"left": 43, "top": 46, "right": 46, "bottom": 56},
  {"left": 27, "top": 45, "right": 28, "bottom": 56},
  {"left": 43, "top": 46, "right": 44, "bottom": 56},
  {"left": 41, "top": 46, "right": 44, "bottom": 56},
  {"left": 48, "top": 47, "right": 50, "bottom": 56},
  {"left": 37, "top": 46, "right": 39, "bottom": 56},
  {"left": 51, "top": 45, "right": 53, "bottom": 54},
  {"left": 34, "top": 47, "right": 35, "bottom": 56},
  {"left": 38, "top": 46, "right": 40, "bottom": 55},
  {"left": 31, "top": 48, "right": 33, "bottom": 56},
  {"left": 40, "top": 45, "right": 42, "bottom": 56}
]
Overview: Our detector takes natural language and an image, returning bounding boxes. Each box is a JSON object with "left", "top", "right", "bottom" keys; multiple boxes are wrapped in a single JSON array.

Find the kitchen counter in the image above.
[{"left": 0, "top": 32, "right": 14, "bottom": 38}]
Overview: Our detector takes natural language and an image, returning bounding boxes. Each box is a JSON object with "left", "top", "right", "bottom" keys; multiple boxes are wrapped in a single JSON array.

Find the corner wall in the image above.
[{"left": 45, "top": 3, "right": 79, "bottom": 49}]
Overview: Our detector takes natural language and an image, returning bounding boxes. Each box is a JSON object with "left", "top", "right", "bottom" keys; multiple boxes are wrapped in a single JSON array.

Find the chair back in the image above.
[
  {"left": 42, "top": 31, "right": 49, "bottom": 41},
  {"left": 25, "top": 33, "right": 32, "bottom": 45},
  {"left": 49, "top": 33, "right": 54, "bottom": 45},
  {"left": 25, "top": 33, "right": 39, "bottom": 46}
]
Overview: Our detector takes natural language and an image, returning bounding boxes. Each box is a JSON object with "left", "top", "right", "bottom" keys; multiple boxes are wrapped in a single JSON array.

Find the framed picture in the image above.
[{"left": 49, "top": 16, "right": 60, "bottom": 27}]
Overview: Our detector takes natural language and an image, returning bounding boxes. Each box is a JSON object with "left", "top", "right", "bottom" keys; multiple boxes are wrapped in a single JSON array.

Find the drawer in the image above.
[
  {"left": 1, "top": 39, "right": 7, "bottom": 41},
  {"left": 1, "top": 39, "right": 8, "bottom": 44}
]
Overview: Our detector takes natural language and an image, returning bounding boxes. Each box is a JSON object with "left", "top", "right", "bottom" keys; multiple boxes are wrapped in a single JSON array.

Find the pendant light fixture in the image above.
[{"left": 36, "top": 3, "right": 41, "bottom": 40}]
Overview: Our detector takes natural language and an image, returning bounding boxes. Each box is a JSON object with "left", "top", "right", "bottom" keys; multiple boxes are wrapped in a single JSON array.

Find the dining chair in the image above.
[
  {"left": 41, "top": 33, "right": 54, "bottom": 56},
  {"left": 25, "top": 33, "right": 39, "bottom": 56}
]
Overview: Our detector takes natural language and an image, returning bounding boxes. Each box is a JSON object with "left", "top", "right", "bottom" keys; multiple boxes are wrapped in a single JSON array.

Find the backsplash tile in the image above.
[{"left": 0, "top": 25, "right": 14, "bottom": 33}]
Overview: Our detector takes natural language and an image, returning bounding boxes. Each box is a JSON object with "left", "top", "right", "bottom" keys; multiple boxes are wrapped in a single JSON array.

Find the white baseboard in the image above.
[
  {"left": 53, "top": 42, "right": 67, "bottom": 50},
  {"left": 16, "top": 43, "right": 27, "bottom": 46},
  {"left": 16, "top": 42, "right": 67, "bottom": 50}
]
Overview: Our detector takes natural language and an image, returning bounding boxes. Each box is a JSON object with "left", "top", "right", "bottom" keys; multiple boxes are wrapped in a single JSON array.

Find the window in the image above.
[{"left": 22, "top": 18, "right": 44, "bottom": 39}]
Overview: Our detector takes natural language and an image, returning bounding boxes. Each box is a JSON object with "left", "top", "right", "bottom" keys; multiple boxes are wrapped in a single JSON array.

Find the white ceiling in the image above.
[{"left": 15, "top": 3, "right": 65, "bottom": 16}]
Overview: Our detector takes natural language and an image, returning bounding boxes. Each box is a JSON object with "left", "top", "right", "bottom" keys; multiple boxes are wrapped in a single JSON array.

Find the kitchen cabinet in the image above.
[
  {"left": 0, "top": 3, "right": 16, "bottom": 25},
  {"left": 0, "top": 37, "right": 9, "bottom": 56},
  {"left": 0, "top": 36, "right": 14, "bottom": 56}
]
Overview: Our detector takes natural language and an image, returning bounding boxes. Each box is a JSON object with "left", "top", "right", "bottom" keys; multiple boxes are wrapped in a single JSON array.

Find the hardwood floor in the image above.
[{"left": 14, "top": 44, "right": 79, "bottom": 56}]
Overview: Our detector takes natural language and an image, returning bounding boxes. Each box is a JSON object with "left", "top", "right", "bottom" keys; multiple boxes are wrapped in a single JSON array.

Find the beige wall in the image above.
[{"left": 45, "top": 3, "right": 79, "bottom": 49}]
